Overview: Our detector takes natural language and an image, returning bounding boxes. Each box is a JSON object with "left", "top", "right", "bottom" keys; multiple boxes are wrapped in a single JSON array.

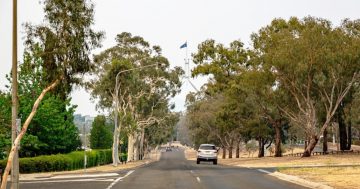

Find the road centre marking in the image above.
[
  {"left": 105, "top": 170, "right": 135, "bottom": 189},
  {"left": 257, "top": 169, "right": 271, "bottom": 174}
]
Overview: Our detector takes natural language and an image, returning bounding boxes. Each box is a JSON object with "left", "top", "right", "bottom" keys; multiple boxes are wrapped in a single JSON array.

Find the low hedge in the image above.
[{"left": 0, "top": 149, "right": 113, "bottom": 173}]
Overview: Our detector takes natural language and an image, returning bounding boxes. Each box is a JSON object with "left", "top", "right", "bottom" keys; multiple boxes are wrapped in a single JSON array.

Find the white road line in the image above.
[
  {"left": 196, "top": 177, "right": 201, "bottom": 183},
  {"left": 52, "top": 173, "right": 119, "bottom": 179},
  {"left": 105, "top": 170, "right": 135, "bottom": 189},
  {"left": 257, "top": 169, "right": 272, "bottom": 174},
  {"left": 190, "top": 170, "right": 194, "bottom": 174},
  {"left": 23, "top": 178, "right": 114, "bottom": 184}
]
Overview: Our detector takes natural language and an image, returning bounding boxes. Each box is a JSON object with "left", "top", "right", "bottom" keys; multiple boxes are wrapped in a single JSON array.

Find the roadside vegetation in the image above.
[
  {"left": 1, "top": 0, "right": 360, "bottom": 189},
  {"left": 184, "top": 17, "right": 360, "bottom": 159},
  {"left": 0, "top": 149, "right": 112, "bottom": 173},
  {"left": 1, "top": 0, "right": 181, "bottom": 187}
]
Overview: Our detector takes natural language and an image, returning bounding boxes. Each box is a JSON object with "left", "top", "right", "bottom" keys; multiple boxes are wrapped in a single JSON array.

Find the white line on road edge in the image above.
[
  {"left": 23, "top": 178, "right": 115, "bottom": 184},
  {"left": 196, "top": 177, "right": 201, "bottom": 183},
  {"left": 270, "top": 172, "right": 333, "bottom": 189},
  {"left": 52, "top": 173, "right": 119, "bottom": 179},
  {"left": 105, "top": 170, "right": 135, "bottom": 189},
  {"left": 257, "top": 169, "right": 272, "bottom": 174}
]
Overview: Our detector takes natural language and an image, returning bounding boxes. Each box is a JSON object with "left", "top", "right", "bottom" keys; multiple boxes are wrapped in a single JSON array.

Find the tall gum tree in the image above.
[
  {"left": 251, "top": 17, "right": 360, "bottom": 157},
  {"left": 1, "top": 0, "right": 102, "bottom": 187},
  {"left": 90, "top": 32, "right": 183, "bottom": 165},
  {"left": 190, "top": 40, "right": 248, "bottom": 156}
]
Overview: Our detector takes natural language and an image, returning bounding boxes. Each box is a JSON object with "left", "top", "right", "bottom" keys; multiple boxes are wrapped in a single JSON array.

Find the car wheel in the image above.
[{"left": 213, "top": 160, "right": 217, "bottom": 165}]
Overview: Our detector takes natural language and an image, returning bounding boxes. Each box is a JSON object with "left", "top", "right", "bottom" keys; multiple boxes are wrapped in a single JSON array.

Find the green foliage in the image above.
[
  {"left": 0, "top": 92, "right": 11, "bottom": 159},
  {"left": 245, "top": 140, "right": 257, "bottom": 157},
  {"left": 17, "top": 94, "right": 81, "bottom": 157},
  {"left": 5, "top": 49, "right": 81, "bottom": 157},
  {"left": 0, "top": 150, "right": 112, "bottom": 173},
  {"left": 24, "top": 0, "right": 103, "bottom": 99},
  {"left": 90, "top": 32, "right": 184, "bottom": 150},
  {"left": 90, "top": 115, "right": 112, "bottom": 149}
]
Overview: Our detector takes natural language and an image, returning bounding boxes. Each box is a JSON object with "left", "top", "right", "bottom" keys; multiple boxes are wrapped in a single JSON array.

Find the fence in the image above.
[{"left": 283, "top": 150, "right": 360, "bottom": 157}]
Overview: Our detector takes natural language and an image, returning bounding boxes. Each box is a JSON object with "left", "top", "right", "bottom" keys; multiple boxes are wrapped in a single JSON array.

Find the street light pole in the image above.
[
  {"left": 11, "top": 0, "right": 19, "bottom": 188},
  {"left": 112, "top": 63, "right": 160, "bottom": 166}
]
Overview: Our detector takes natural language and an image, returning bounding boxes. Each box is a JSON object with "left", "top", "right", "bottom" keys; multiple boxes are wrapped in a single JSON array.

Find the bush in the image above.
[
  {"left": 353, "top": 140, "right": 360, "bottom": 146},
  {"left": 0, "top": 149, "right": 112, "bottom": 173}
]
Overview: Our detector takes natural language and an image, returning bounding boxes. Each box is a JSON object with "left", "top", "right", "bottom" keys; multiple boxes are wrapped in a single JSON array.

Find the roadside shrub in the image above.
[
  {"left": 353, "top": 140, "right": 360, "bottom": 146},
  {"left": 0, "top": 149, "right": 112, "bottom": 173}
]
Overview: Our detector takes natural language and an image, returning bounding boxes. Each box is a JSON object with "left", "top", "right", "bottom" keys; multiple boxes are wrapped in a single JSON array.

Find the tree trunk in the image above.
[
  {"left": 127, "top": 133, "right": 135, "bottom": 162},
  {"left": 323, "top": 128, "right": 328, "bottom": 153},
  {"left": 134, "top": 133, "right": 140, "bottom": 161},
  {"left": 258, "top": 138, "right": 265, "bottom": 158},
  {"left": 228, "top": 146, "right": 233, "bottom": 159},
  {"left": 235, "top": 141, "right": 240, "bottom": 158},
  {"left": 347, "top": 123, "right": 352, "bottom": 150},
  {"left": 112, "top": 104, "right": 120, "bottom": 165},
  {"left": 338, "top": 108, "right": 349, "bottom": 151},
  {"left": 302, "top": 135, "right": 319, "bottom": 157},
  {"left": 1, "top": 79, "right": 60, "bottom": 189},
  {"left": 222, "top": 146, "right": 226, "bottom": 159},
  {"left": 139, "top": 127, "right": 145, "bottom": 160},
  {"left": 274, "top": 125, "right": 282, "bottom": 157}
]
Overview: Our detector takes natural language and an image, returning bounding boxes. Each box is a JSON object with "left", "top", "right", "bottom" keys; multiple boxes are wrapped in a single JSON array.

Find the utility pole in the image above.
[{"left": 11, "top": 0, "right": 19, "bottom": 188}]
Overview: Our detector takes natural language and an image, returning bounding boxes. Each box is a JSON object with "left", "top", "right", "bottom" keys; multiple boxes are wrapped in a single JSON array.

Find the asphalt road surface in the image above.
[{"left": 17, "top": 148, "right": 307, "bottom": 189}]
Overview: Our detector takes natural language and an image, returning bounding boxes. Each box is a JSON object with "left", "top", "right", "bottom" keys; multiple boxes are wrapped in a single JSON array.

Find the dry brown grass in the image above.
[
  {"left": 280, "top": 166, "right": 360, "bottom": 189},
  {"left": 184, "top": 148, "right": 360, "bottom": 189}
]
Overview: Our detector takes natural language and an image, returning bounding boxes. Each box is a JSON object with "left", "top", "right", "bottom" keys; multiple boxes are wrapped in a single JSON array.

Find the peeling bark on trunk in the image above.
[
  {"left": 302, "top": 135, "right": 319, "bottom": 157},
  {"left": 112, "top": 129, "right": 120, "bottom": 166},
  {"left": 274, "top": 125, "right": 282, "bottom": 157},
  {"left": 127, "top": 133, "right": 135, "bottom": 162},
  {"left": 1, "top": 79, "right": 60, "bottom": 189}
]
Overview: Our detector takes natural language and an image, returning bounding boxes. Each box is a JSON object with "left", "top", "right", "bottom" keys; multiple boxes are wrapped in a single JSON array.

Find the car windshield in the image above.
[{"left": 199, "top": 145, "right": 216, "bottom": 150}]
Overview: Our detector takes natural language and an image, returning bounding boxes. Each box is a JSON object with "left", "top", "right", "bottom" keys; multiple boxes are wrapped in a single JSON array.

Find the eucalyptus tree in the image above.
[
  {"left": 190, "top": 39, "right": 248, "bottom": 157},
  {"left": 1, "top": 0, "right": 102, "bottom": 187},
  {"left": 185, "top": 92, "right": 222, "bottom": 152},
  {"left": 90, "top": 32, "right": 183, "bottom": 164},
  {"left": 251, "top": 17, "right": 360, "bottom": 157},
  {"left": 235, "top": 66, "right": 288, "bottom": 157}
]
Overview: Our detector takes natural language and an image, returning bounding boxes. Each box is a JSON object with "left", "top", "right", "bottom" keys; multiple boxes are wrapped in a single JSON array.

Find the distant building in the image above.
[{"left": 74, "top": 114, "right": 94, "bottom": 134}]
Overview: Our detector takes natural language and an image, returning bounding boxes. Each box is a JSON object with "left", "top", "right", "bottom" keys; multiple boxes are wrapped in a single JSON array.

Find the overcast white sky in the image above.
[{"left": 1, "top": 0, "right": 360, "bottom": 116}]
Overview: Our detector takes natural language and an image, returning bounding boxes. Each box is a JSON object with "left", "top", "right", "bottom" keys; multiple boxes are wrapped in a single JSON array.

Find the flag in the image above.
[{"left": 180, "top": 42, "right": 187, "bottom": 49}]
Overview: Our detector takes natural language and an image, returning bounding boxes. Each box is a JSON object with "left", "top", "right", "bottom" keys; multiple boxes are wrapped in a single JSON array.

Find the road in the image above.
[{"left": 17, "top": 148, "right": 307, "bottom": 189}]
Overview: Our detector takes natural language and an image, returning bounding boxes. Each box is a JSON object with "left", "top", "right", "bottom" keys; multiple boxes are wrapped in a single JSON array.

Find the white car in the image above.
[{"left": 196, "top": 144, "right": 218, "bottom": 165}]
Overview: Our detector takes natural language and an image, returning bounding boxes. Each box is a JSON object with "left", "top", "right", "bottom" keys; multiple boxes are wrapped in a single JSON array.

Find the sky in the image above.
[{"left": 1, "top": 0, "right": 360, "bottom": 116}]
